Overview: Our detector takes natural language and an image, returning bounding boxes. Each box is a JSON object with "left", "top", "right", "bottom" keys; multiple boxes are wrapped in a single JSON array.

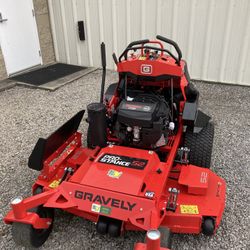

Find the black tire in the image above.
[
  {"left": 96, "top": 217, "right": 108, "bottom": 235},
  {"left": 108, "top": 220, "right": 122, "bottom": 237},
  {"left": 12, "top": 206, "right": 54, "bottom": 248},
  {"left": 184, "top": 122, "right": 214, "bottom": 168},
  {"left": 33, "top": 186, "right": 43, "bottom": 195},
  {"left": 202, "top": 217, "right": 215, "bottom": 236},
  {"left": 159, "top": 227, "right": 172, "bottom": 248}
]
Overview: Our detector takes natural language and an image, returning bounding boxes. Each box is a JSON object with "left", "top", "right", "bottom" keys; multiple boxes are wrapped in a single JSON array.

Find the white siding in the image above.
[{"left": 48, "top": 0, "right": 250, "bottom": 86}]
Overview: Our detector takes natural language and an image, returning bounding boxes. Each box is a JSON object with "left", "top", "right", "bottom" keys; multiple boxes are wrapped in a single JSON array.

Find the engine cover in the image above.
[
  {"left": 115, "top": 94, "right": 170, "bottom": 148},
  {"left": 118, "top": 100, "right": 157, "bottom": 127}
]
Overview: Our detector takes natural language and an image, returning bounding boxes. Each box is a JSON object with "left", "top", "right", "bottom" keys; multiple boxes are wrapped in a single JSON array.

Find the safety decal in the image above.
[
  {"left": 91, "top": 203, "right": 101, "bottom": 213},
  {"left": 107, "top": 169, "right": 123, "bottom": 179},
  {"left": 180, "top": 205, "right": 199, "bottom": 214},
  {"left": 100, "top": 206, "right": 112, "bottom": 215},
  {"left": 91, "top": 203, "right": 112, "bottom": 215},
  {"left": 49, "top": 180, "right": 60, "bottom": 189}
]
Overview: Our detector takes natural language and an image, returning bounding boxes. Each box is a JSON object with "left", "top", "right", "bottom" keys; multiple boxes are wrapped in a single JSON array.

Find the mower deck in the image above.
[{"left": 4, "top": 133, "right": 226, "bottom": 235}]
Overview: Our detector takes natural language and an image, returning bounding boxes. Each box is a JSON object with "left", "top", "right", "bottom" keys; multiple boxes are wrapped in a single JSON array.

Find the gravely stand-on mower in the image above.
[{"left": 4, "top": 35, "right": 226, "bottom": 249}]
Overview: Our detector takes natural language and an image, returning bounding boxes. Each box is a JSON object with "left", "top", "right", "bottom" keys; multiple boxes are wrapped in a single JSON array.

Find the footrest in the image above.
[{"left": 178, "top": 165, "right": 209, "bottom": 195}]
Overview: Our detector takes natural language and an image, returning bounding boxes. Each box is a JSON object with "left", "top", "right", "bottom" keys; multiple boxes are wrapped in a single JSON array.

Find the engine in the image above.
[{"left": 115, "top": 93, "right": 171, "bottom": 148}]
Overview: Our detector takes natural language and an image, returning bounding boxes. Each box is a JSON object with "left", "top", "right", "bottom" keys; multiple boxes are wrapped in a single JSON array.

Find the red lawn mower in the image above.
[{"left": 4, "top": 35, "right": 226, "bottom": 249}]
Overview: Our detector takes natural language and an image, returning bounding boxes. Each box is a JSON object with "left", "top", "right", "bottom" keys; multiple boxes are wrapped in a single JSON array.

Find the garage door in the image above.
[{"left": 48, "top": 0, "right": 250, "bottom": 86}]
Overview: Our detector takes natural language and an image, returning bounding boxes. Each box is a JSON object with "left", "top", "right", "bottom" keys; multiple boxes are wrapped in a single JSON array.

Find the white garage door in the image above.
[{"left": 48, "top": 0, "right": 250, "bottom": 86}]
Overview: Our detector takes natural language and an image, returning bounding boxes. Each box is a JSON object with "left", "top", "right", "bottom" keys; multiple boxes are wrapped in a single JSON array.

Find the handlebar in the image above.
[
  {"left": 119, "top": 45, "right": 179, "bottom": 64},
  {"left": 156, "top": 35, "right": 182, "bottom": 63},
  {"left": 119, "top": 36, "right": 182, "bottom": 65},
  {"left": 127, "top": 39, "right": 150, "bottom": 48}
]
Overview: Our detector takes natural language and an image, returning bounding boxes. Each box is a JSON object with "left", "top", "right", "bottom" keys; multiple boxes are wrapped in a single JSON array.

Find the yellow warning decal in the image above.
[
  {"left": 180, "top": 205, "right": 199, "bottom": 214},
  {"left": 49, "top": 180, "right": 60, "bottom": 189}
]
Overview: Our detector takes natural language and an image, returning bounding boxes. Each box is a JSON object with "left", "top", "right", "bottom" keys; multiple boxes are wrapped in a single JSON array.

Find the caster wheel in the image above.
[
  {"left": 33, "top": 186, "right": 43, "bottom": 195},
  {"left": 108, "top": 220, "right": 122, "bottom": 237},
  {"left": 145, "top": 228, "right": 172, "bottom": 248},
  {"left": 96, "top": 217, "right": 109, "bottom": 235},
  {"left": 202, "top": 217, "right": 215, "bottom": 236},
  {"left": 12, "top": 206, "right": 54, "bottom": 248},
  {"left": 159, "top": 227, "right": 172, "bottom": 248}
]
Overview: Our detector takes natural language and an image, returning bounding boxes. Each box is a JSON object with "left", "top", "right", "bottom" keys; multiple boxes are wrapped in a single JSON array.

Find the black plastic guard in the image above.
[
  {"left": 104, "top": 82, "right": 118, "bottom": 102},
  {"left": 193, "top": 110, "right": 211, "bottom": 133},
  {"left": 182, "top": 102, "right": 198, "bottom": 126},
  {"left": 28, "top": 110, "right": 85, "bottom": 171}
]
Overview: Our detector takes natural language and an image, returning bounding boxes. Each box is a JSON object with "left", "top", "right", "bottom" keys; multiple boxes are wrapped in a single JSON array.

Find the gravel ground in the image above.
[{"left": 0, "top": 70, "right": 249, "bottom": 250}]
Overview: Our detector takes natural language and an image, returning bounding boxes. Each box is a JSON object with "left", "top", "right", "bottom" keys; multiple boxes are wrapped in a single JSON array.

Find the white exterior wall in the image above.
[{"left": 48, "top": 0, "right": 250, "bottom": 86}]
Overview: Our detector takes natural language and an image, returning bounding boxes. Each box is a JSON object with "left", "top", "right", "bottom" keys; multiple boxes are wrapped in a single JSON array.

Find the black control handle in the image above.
[
  {"left": 100, "top": 42, "right": 106, "bottom": 103},
  {"left": 101, "top": 42, "right": 106, "bottom": 68},
  {"left": 127, "top": 39, "right": 150, "bottom": 48},
  {"left": 156, "top": 35, "right": 182, "bottom": 64},
  {"left": 112, "top": 53, "right": 118, "bottom": 65}
]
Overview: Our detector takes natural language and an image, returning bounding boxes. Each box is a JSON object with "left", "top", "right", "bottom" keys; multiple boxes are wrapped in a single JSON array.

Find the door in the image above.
[{"left": 0, "top": 0, "right": 42, "bottom": 75}]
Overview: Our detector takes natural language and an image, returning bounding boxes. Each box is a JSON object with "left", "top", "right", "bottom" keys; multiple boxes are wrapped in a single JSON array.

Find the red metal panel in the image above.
[
  {"left": 178, "top": 165, "right": 209, "bottom": 195},
  {"left": 117, "top": 57, "right": 182, "bottom": 77}
]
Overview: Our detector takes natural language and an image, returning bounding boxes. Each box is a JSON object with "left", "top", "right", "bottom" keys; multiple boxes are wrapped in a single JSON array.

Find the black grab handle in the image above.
[
  {"left": 156, "top": 35, "right": 182, "bottom": 64},
  {"left": 127, "top": 39, "right": 150, "bottom": 48}
]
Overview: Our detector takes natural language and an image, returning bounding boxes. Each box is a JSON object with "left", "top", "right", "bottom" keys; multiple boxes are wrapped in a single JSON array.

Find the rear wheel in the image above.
[{"left": 184, "top": 122, "right": 214, "bottom": 168}]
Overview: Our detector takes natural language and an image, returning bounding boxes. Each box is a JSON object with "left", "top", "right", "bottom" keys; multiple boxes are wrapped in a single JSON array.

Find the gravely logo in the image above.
[
  {"left": 75, "top": 191, "right": 137, "bottom": 211},
  {"left": 141, "top": 64, "right": 152, "bottom": 74}
]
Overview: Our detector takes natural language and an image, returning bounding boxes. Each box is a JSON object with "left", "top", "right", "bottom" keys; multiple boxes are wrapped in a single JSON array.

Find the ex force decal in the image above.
[
  {"left": 75, "top": 191, "right": 137, "bottom": 211},
  {"left": 98, "top": 154, "right": 148, "bottom": 170}
]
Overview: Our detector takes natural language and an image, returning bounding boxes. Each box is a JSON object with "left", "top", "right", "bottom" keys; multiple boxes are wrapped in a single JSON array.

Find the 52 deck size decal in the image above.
[{"left": 98, "top": 154, "right": 148, "bottom": 170}]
